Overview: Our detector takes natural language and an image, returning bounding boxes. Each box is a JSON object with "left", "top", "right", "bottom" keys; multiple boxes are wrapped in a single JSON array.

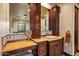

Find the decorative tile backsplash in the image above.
[
  {"left": 7, "top": 34, "right": 27, "bottom": 41},
  {"left": 2, "top": 34, "right": 28, "bottom": 47}
]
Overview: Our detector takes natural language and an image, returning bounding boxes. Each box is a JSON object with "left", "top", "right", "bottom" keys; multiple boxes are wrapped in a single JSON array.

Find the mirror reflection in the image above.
[
  {"left": 9, "top": 3, "right": 30, "bottom": 34},
  {"left": 9, "top": 3, "right": 52, "bottom": 36},
  {"left": 41, "top": 6, "right": 52, "bottom": 36}
]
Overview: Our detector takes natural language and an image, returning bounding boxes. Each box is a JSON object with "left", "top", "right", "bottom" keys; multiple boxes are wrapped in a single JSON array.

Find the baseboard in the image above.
[{"left": 63, "top": 52, "right": 72, "bottom": 56}]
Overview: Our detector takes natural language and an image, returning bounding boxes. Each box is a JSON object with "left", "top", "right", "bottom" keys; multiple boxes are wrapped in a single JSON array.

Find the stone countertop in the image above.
[
  {"left": 2, "top": 40, "right": 37, "bottom": 53},
  {"left": 32, "top": 36, "right": 64, "bottom": 43},
  {"left": 32, "top": 37, "right": 47, "bottom": 43},
  {"left": 2, "top": 36, "right": 64, "bottom": 53},
  {"left": 45, "top": 36, "right": 64, "bottom": 41}
]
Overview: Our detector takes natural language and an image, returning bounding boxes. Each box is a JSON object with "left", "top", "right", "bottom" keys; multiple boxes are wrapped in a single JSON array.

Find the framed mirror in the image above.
[
  {"left": 9, "top": 3, "right": 30, "bottom": 34},
  {"left": 41, "top": 6, "right": 52, "bottom": 36}
]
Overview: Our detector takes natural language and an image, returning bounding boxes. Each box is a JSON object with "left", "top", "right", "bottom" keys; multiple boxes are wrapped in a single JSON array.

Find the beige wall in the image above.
[
  {"left": 0, "top": 3, "right": 9, "bottom": 36},
  {"left": 0, "top": 3, "right": 9, "bottom": 56},
  {"left": 59, "top": 4, "right": 75, "bottom": 55}
]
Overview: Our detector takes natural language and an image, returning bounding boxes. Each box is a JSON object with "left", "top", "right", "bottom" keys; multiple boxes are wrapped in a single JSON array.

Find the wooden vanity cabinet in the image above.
[
  {"left": 49, "top": 5, "right": 60, "bottom": 35},
  {"left": 48, "top": 39, "right": 63, "bottom": 56},
  {"left": 32, "top": 41, "right": 47, "bottom": 56},
  {"left": 30, "top": 3, "right": 41, "bottom": 39}
]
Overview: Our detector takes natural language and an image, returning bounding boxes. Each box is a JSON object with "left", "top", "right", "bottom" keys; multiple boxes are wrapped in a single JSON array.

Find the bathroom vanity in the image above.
[
  {"left": 46, "top": 36, "right": 63, "bottom": 56},
  {"left": 32, "top": 38, "right": 47, "bottom": 56},
  {"left": 32, "top": 36, "right": 64, "bottom": 56},
  {"left": 2, "top": 36, "right": 64, "bottom": 56}
]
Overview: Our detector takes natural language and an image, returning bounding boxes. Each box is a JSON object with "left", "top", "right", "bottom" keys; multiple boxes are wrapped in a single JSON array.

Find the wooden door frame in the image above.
[{"left": 74, "top": 5, "right": 79, "bottom": 54}]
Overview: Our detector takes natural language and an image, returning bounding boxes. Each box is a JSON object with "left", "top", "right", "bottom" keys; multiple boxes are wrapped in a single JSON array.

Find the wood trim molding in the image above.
[{"left": 63, "top": 52, "right": 72, "bottom": 56}]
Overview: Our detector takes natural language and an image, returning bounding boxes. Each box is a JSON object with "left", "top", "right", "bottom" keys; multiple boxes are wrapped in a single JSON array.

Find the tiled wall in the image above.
[{"left": 2, "top": 34, "right": 28, "bottom": 47}]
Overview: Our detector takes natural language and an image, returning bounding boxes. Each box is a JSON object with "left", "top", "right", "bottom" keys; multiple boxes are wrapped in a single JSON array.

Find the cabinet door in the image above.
[
  {"left": 59, "top": 40, "right": 63, "bottom": 54},
  {"left": 54, "top": 43, "right": 61, "bottom": 56},
  {"left": 49, "top": 40, "right": 63, "bottom": 56},
  {"left": 38, "top": 42, "right": 47, "bottom": 56},
  {"left": 49, "top": 43, "right": 55, "bottom": 56},
  {"left": 32, "top": 41, "right": 47, "bottom": 56}
]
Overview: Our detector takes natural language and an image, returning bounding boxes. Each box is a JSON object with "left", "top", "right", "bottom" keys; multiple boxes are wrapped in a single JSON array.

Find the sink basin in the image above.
[{"left": 45, "top": 36, "right": 57, "bottom": 39}]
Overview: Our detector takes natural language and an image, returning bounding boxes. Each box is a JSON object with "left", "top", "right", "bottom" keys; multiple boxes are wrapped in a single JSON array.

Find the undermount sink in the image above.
[{"left": 45, "top": 36, "right": 57, "bottom": 39}]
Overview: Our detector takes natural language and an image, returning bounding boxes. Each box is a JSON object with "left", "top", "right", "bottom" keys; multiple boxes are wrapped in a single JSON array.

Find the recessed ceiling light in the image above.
[
  {"left": 44, "top": 15, "right": 47, "bottom": 17},
  {"left": 28, "top": 9, "right": 30, "bottom": 12}
]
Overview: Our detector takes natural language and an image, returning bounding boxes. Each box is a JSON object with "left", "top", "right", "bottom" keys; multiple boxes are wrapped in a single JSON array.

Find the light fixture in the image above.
[
  {"left": 28, "top": 9, "right": 30, "bottom": 12},
  {"left": 44, "top": 15, "right": 47, "bottom": 17},
  {"left": 28, "top": 3, "right": 30, "bottom": 12}
]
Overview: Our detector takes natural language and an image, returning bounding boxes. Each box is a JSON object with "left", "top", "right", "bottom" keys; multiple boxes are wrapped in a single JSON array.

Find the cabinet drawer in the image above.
[
  {"left": 32, "top": 41, "right": 47, "bottom": 56},
  {"left": 38, "top": 42, "right": 47, "bottom": 56},
  {"left": 38, "top": 48, "right": 47, "bottom": 56},
  {"left": 49, "top": 39, "right": 62, "bottom": 46},
  {"left": 38, "top": 42, "right": 47, "bottom": 46}
]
